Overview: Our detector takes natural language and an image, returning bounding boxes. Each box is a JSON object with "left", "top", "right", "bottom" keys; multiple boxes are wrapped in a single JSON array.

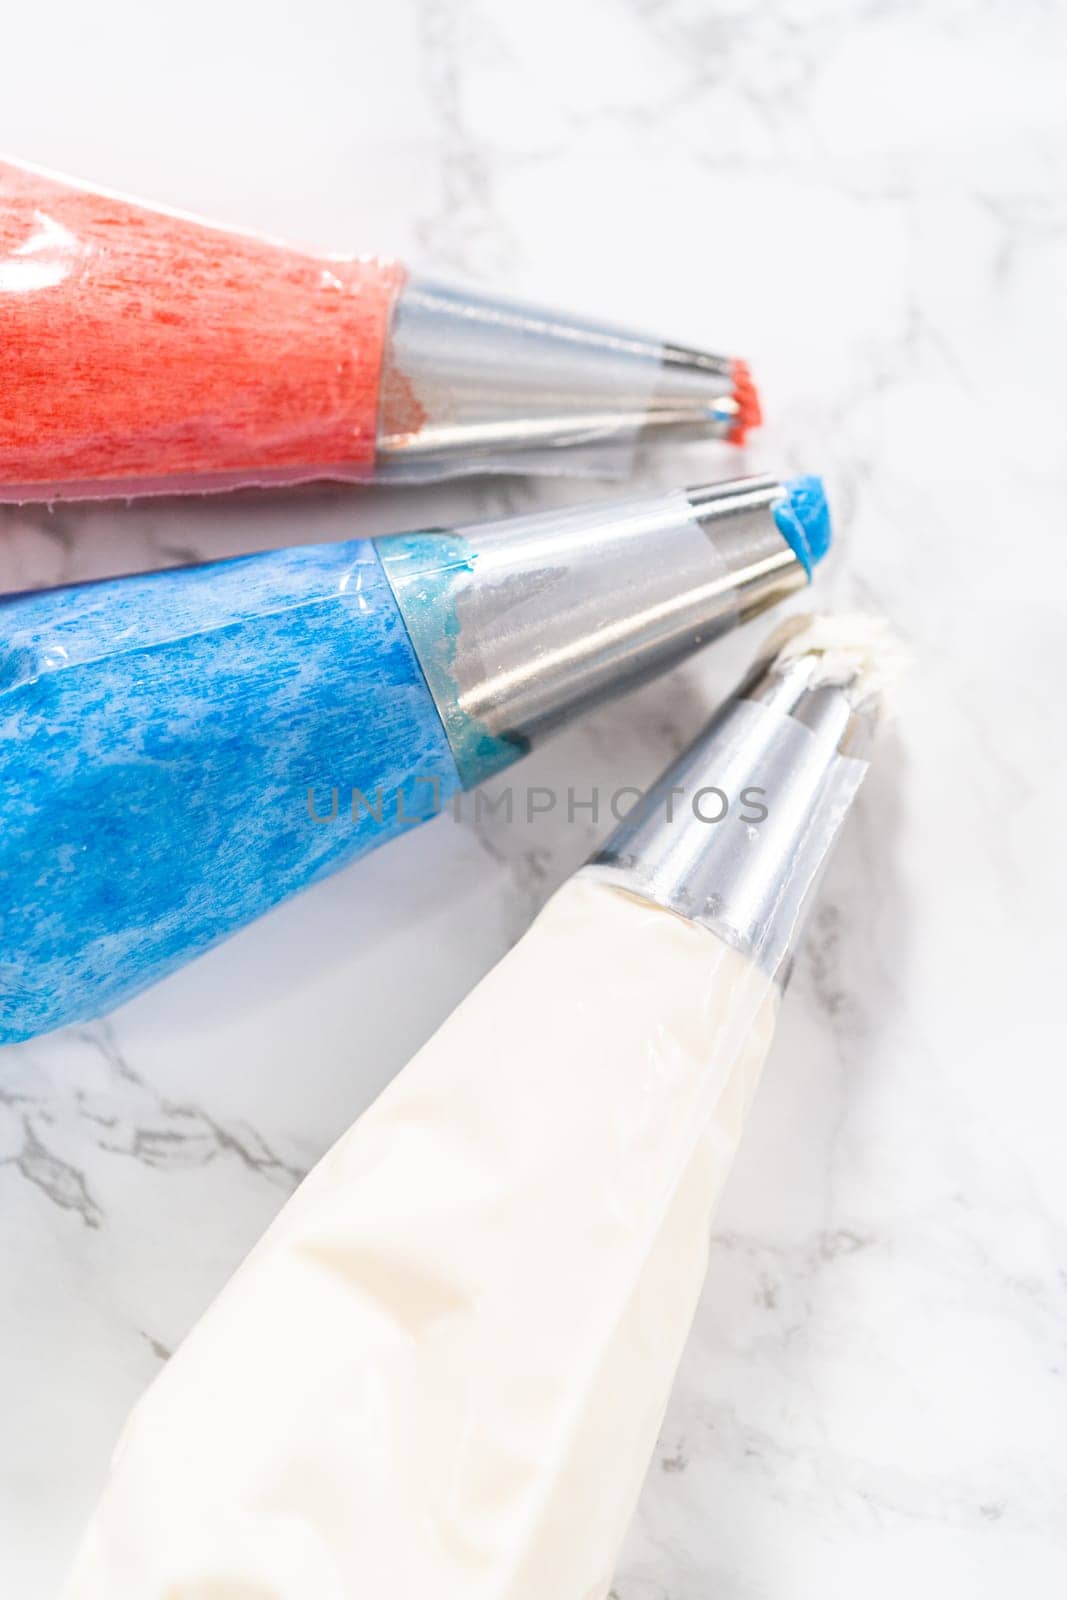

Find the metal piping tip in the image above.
[
  {"left": 377, "top": 475, "right": 824, "bottom": 791},
  {"left": 655, "top": 349, "right": 762, "bottom": 444},
  {"left": 738, "top": 612, "right": 907, "bottom": 759},
  {"left": 376, "top": 278, "right": 762, "bottom": 470},
  {"left": 643, "top": 354, "right": 762, "bottom": 445},
  {"left": 659, "top": 342, "right": 736, "bottom": 379},
  {"left": 585, "top": 613, "right": 901, "bottom": 974}
]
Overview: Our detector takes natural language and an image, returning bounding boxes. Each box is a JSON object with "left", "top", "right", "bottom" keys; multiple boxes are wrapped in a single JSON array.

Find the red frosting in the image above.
[
  {"left": 727, "top": 358, "right": 762, "bottom": 446},
  {"left": 0, "top": 161, "right": 405, "bottom": 497}
]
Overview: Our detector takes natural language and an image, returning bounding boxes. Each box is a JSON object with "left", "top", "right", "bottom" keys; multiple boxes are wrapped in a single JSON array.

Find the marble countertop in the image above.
[{"left": 2, "top": 1, "right": 1066, "bottom": 1594}]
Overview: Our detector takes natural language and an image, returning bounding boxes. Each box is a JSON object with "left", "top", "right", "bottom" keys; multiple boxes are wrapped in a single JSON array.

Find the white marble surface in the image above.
[{"left": 2, "top": 1, "right": 1067, "bottom": 1594}]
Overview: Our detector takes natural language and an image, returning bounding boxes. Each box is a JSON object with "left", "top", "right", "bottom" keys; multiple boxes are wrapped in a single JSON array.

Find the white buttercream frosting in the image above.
[{"left": 64, "top": 877, "right": 778, "bottom": 1600}]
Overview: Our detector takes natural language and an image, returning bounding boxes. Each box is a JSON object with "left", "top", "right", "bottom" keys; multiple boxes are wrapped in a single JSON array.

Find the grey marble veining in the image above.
[{"left": 1, "top": 0, "right": 1066, "bottom": 1594}]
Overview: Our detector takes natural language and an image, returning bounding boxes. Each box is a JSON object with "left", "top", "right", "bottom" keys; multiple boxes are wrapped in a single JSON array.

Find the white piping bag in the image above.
[{"left": 63, "top": 614, "right": 901, "bottom": 1600}]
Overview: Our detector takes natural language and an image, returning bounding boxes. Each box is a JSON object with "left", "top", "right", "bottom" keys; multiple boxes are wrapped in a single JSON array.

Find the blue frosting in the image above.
[
  {"left": 0, "top": 541, "right": 461, "bottom": 1042},
  {"left": 772, "top": 475, "right": 832, "bottom": 577}
]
